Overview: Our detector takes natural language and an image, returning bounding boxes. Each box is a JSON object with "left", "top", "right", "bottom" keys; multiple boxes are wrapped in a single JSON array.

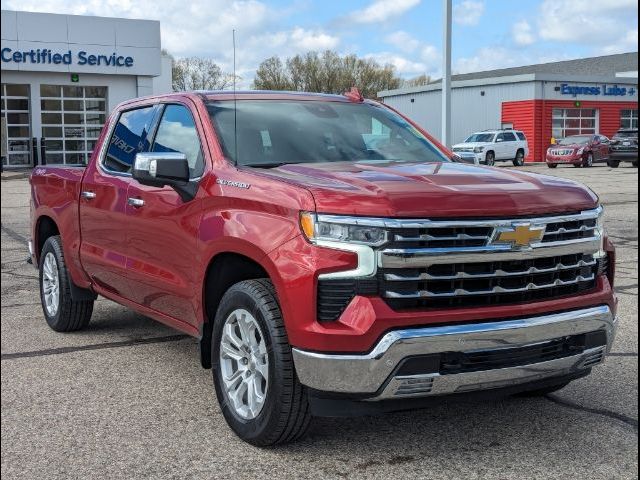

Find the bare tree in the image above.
[
  {"left": 171, "top": 56, "right": 237, "bottom": 92},
  {"left": 402, "top": 74, "right": 432, "bottom": 88},
  {"left": 253, "top": 50, "right": 401, "bottom": 99}
]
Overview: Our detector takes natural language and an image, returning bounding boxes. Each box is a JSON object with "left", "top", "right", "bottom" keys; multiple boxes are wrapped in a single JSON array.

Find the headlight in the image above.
[
  {"left": 300, "top": 212, "right": 387, "bottom": 246},
  {"left": 577, "top": 147, "right": 584, "bottom": 155},
  {"left": 474, "top": 146, "right": 485, "bottom": 153}
]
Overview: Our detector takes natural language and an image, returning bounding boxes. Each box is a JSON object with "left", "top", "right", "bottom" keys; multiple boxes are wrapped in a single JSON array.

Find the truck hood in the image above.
[{"left": 255, "top": 161, "right": 599, "bottom": 218}]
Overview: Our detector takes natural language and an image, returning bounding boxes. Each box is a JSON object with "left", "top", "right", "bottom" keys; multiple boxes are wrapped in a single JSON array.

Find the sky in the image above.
[{"left": 2, "top": 0, "right": 638, "bottom": 86}]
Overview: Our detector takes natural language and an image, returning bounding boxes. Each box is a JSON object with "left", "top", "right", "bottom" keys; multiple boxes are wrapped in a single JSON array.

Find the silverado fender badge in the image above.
[{"left": 216, "top": 178, "right": 251, "bottom": 189}]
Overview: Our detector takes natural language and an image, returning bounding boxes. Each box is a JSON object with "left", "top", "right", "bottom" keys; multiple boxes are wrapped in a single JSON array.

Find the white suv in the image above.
[{"left": 452, "top": 129, "right": 529, "bottom": 166}]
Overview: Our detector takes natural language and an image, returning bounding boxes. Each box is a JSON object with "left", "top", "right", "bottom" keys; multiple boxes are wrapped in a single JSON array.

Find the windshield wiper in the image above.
[{"left": 245, "top": 162, "right": 302, "bottom": 169}]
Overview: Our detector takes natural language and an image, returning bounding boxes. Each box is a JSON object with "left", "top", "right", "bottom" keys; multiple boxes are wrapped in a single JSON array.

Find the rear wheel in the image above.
[
  {"left": 547, "top": 163, "right": 558, "bottom": 169},
  {"left": 39, "top": 236, "right": 94, "bottom": 332},
  {"left": 485, "top": 151, "right": 495, "bottom": 166},
  {"left": 513, "top": 149, "right": 525, "bottom": 167},
  {"left": 211, "top": 279, "right": 311, "bottom": 446},
  {"left": 633, "top": 161, "right": 638, "bottom": 167},
  {"left": 583, "top": 153, "right": 594, "bottom": 168},
  {"left": 608, "top": 159, "right": 621, "bottom": 168}
]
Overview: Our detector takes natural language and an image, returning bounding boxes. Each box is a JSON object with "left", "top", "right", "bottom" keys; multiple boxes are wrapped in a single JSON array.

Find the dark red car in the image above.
[{"left": 546, "top": 134, "right": 611, "bottom": 168}]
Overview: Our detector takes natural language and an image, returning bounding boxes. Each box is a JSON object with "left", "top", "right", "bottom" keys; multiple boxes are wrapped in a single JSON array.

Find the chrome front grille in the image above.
[
  {"left": 550, "top": 149, "right": 574, "bottom": 156},
  {"left": 375, "top": 207, "right": 603, "bottom": 311}
]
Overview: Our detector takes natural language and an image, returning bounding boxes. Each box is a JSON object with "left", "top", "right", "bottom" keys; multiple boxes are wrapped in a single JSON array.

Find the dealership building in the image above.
[
  {"left": 1, "top": 10, "right": 172, "bottom": 168},
  {"left": 379, "top": 53, "right": 639, "bottom": 162}
]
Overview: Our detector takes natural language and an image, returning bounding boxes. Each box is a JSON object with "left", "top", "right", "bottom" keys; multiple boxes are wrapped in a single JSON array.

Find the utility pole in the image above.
[{"left": 442, "top": 0, "right": 452, "bottom": 147}]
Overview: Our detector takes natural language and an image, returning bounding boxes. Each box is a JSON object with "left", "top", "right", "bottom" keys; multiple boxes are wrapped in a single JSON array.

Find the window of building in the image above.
[
  {"left": 40, "top": 85, "right": 107, "bottom": 165},
  {"left": 620, "top": 109, "right": 638, "bottom": 129},
  {"left": 104, "top": 106, "right": 157, "bottom": 173},
  {"left": 552, "top": 108, "right": 597, "bottom": 139},
  {"left": 152, "top": 104, "right": 204, "bottom": 178},
  {"left": 1, "top": 84, "right": 32, "bottom": 167}
]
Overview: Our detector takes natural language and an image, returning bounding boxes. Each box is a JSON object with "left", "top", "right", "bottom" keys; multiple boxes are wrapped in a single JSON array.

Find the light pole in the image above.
[{"left": 442, "top": 0, "right": 452, "bottom": 148}]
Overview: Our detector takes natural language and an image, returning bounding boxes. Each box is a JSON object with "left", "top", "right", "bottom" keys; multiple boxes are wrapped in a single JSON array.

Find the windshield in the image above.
[
  {"left": 207, "top": 100, "right": 449, "bottom": 167},
  {"left": 559, "top": 135, "right": 592, "bottom": 145},
  {"left": 614, "top": 130, "right": 638, "bottom": 138},
  {"left": 464, "top": 133, "right": 495, "bottom": 143}
]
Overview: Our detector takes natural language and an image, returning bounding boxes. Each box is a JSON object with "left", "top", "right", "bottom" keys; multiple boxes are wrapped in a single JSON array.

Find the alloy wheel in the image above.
[
  {"left": 219, "top": 309, "right": 269, "bottom": 420},
  {"left": 42, "top": 252, "right": 60, "bottom": 316}
]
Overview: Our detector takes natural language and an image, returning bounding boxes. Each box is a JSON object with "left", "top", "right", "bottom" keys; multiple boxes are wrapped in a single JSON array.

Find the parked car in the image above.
[
  {"left": 30, "top": 91, "right": 617, "bottom": 446},
  {"left": 546, "top": 134, "right": 611, "bottom": 168},
  {"left": 452, "top": 129, "right": 529, "bottom": 166},
  {"left": 608, "top": 128, "right": 638, "bottom": 168}
]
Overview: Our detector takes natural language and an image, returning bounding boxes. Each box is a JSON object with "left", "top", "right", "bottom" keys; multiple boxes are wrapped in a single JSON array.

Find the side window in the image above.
[
  {"left": 104, "top": 106, "right": 156, "bottom": 173},
  {"left": 495, "top": 133, "right": 504, "bottom": 142},
  {"left": 152, "top": 104, "right": 204, "bottom": 178},
  {"left": 502, "top": 132, "right": 517, "bottom": 142},
  {"left": 600, "top": 135, "right": 609, "bottom": 144},
  {"left": 516, "top": 132, "right": 526, "bottom": 141}
]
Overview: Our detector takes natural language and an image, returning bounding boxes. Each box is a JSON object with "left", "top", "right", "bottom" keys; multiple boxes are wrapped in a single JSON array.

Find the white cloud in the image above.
[
  {"left": 385, "top": 31, "right": 421, "bottom": 53},
  {"left": 512, "top": 20, "right": 535, "bottom": 46},
  {"left": 345, "top": 0, "right": 421, "bottom": 24},
  {"left": 454, "top": 47, "right": 568, "bottom": 74},
  {"left": 2, "top": 0, "right": 341, "bottom": 88},
  {"left": 600, "top": 28, "right": 639, "bottom": 55},
  {"left": 365, "top": 52, "right": 428, "bottom": 76},
  {"left": 453, "top": 0, "right": 484, "bottom": 26},
  {"left": 538, "top": 0, "right": 638, "bottom": 44}
]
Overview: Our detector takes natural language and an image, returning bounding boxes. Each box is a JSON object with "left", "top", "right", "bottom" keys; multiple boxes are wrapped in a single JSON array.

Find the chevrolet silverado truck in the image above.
[{"left": 30, "top": 90, "right": 618, "bottom": 446}]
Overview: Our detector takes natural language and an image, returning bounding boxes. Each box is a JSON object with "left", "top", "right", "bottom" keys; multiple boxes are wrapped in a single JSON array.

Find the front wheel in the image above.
[
  {"left": 485, "top": 151, "right": 495, "bottom": 166},
  {"left": 608, "top": 159, "right": 620, "bottom": 168},
  {"left": 39, "top": 236, "right": 94, "bottom": 332},
  {"left": 513, "top": 150, "right": 525, "bottom": 167},
  {"left": 547, "top": 163, "right": 558, "bottom": 169},
  {"left": 211, "top": 279, "right": 311, "bottom": 446}
]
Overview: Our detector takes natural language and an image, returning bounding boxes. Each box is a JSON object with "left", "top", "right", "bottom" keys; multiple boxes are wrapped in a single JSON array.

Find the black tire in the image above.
[
  {"left": 515, "top": 381, "right": 570, "bottom": 397},
  {"left": 608, "top": 160, "right": 620, "bottom": 168},
  {"left": 211, "top": 279, "right": 311, "bottom": 446},
  {"left": 583, "top": 153, "right": 594, "bottom": 168},
  {"left": 633, "top": 161, "right": 638, "bottom": 167},
  {"left": 39, "top": 235, "right": 93, "bottom": 332},
  {"left": 513, "top": 149, "right": 525, "bottom": 167},
  {"left": 573, "top": 163, "right": 582, "bottom": 168},
  {"left": 547, "top": 163, "right": 558, "bottom": 169},
  {"left": 485, "top": 151, "right": 495, "bottom": 166}
]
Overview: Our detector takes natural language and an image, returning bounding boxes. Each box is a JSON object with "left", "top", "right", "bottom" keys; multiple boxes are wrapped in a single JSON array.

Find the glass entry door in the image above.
[
  {"left": 40, "top": 85, "right": 107, "bottom": 164},
  {"left": 1, "top": 84, "right": 32, "bottom": 167}
]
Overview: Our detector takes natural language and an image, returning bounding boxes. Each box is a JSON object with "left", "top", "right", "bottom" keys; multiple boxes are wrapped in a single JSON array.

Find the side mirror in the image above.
[
  {"left": 495, "top": 138, "right": 503, "bottom": 143},
  {"left": 133, "top": 152, "right": 197, "bottom": 202}
]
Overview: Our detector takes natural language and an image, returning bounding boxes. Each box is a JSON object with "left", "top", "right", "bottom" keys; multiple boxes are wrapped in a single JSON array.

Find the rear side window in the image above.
[
  {"left": 104, "top": 106, "right": 156, "bottom": 173},
  {"left": 516, "top": 132, "right": 526, "bottom": 141},
  {"left": 152, "top": 104, "right": 204, "bottom": 178},
  {"left": 502, "top": 132, "right": 517, "bottom": 141}
]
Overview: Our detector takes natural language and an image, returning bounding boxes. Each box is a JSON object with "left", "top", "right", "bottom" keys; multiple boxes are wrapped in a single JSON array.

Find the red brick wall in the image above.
[{"left": 502, "top": 99, "right": 639, "bottom": 162}]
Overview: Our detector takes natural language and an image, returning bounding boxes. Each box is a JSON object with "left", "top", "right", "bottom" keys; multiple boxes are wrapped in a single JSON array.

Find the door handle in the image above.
[
  {"left": 127, "top": 197, "right": 145, "bottom": 208},
  {"left": 81, "top": 191, "right": 96, "bottom": 200}
]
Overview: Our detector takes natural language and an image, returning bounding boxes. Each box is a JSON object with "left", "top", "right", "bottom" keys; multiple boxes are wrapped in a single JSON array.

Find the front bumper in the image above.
[
  {"left": 609, "top": 150, "right": 638, "bottom": 160},
  {"left": 546, "top": 155, "right": 582, "bottom": 164},
  {"left": 292, "top": 305, "right": 616, "bottom": 401}
]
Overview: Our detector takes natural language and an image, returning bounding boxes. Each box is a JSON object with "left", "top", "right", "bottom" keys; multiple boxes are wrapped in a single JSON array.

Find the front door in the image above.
[
  {"left": 79, "top": 105, "right": 157, "bottom": 297},
  {"left": 125, "top": 103, "right": 205, "bottom": 327}
]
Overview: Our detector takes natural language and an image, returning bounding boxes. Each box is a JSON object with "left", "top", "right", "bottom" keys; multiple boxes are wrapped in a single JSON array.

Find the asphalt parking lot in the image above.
[{"left": 1, "top": 164, "right": 638, "bottom": 480}]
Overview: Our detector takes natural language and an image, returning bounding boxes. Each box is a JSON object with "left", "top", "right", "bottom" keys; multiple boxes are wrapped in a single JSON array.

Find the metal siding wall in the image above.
[{"left": 382, "top": 82, "right": 536, "bottom": 145}]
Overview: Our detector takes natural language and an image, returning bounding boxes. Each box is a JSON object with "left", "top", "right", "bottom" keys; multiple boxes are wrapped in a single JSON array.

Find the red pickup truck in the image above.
[{"left": 30, "top": 91, "right": 617, "bottom": 446}]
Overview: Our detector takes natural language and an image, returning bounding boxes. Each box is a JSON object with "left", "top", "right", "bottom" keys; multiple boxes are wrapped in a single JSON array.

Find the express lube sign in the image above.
[
  {"left": 1, "top": 48, "right": 134, "bottom": 67},
  {"left": 560, "top": 83, "right": 637, "bottom": 98}
]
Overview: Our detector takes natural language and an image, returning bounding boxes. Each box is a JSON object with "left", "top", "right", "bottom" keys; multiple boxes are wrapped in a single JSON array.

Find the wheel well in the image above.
[
  {"left": 36, "top": 216, "right": 59, "bottom": 260},
  {"left": 516, "top": 148, "right": 525, "bottom": 154},
  {"left": 200, "top": 253, "right": 269, "bottom": 369}
]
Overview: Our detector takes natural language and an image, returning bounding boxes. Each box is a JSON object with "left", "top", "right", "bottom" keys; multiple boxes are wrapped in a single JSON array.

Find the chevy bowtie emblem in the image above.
[{"left": 494, "top": 224, "right": 545, "bottom": 247}]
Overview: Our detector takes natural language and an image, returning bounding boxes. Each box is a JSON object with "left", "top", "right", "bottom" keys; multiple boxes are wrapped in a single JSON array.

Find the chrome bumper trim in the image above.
[{"left": 292, "top": 306, "right": 615, "bottom": 397}]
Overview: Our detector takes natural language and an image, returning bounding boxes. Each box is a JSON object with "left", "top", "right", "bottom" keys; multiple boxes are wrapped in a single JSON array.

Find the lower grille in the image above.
[
  {"left": 381, "top": 253, "right": 598, "bottom": 311},
  {"left": 395, "top": 331, "right": 607, "bottom": 376},
  {"left": 317, "top": 278, "right": 377, "bottom": 322}
]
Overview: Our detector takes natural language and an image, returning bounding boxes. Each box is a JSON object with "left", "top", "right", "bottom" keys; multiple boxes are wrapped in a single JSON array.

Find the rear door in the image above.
[
  {"left": 79, "top": 105, "right": 158, "bottom": 297},
  {"left": 598, "top": 135, "right": 610, "bottom": 160},
  {"left": 501, "top": 131, "right": 518, "bottom": 159},
  {"left": 124, "top": 102, "right": 205, "bottom": 326}
]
